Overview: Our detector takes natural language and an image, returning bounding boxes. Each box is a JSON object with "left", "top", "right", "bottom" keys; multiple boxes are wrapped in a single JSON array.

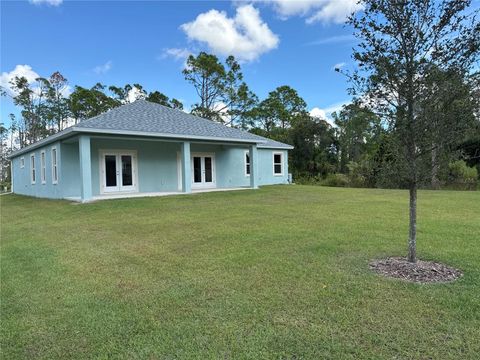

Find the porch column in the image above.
[
  {"left": 181, "top": 141, "right": 192, "bottom": 193},
  {"left": 249, "top": 144, "right": 259, "bottom": 189},
  {"left": 79, "top": 135, "right": 92, "bottom": 202}
]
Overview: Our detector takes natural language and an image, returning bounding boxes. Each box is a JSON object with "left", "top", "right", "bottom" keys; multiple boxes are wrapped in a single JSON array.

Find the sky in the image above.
[{"left": 1, "top": 0, "right": 364, "bottom": 127}]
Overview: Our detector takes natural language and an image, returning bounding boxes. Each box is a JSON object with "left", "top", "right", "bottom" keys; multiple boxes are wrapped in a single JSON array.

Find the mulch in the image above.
[{"left": 369, "top": 257, "right": 463, "bottom": 283}]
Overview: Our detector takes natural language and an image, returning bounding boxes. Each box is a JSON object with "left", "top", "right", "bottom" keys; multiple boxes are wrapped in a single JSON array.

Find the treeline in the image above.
[
  {"left": 1, "top": 73, "right": 184, "bottom": 148},
  {"left": 1, "top": 51, "right": 479, "bottom": 190}
]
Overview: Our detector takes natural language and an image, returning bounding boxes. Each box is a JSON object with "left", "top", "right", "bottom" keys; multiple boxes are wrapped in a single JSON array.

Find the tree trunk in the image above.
[{"left": 408, "top": 183, "right": 417, "bottom": 263}]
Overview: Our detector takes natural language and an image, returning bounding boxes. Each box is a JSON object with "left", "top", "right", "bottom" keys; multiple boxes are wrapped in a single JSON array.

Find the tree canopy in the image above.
[{"left": 348, "top": 0, "right": 479, "bottom": 262}]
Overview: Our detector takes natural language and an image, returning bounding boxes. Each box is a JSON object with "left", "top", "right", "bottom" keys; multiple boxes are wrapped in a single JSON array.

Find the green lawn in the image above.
[{"left": 1, "top": 186, "right": 479, "bottom": 359}]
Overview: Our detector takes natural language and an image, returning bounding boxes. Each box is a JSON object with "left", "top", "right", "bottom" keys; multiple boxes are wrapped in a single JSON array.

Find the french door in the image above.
[
  {"left": 191, "top": 153, "right": 216, "bottom": 189},
  {"left": 101, "top": 150, "right": 137, "bottom": 193}
]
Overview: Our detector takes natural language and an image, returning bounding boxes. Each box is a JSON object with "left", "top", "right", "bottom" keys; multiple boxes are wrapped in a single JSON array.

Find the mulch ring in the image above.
[{"left": 369, "top": 257, "right": 463, "bottom": 283}]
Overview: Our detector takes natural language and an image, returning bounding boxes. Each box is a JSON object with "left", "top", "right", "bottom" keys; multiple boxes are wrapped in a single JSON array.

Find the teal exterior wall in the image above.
[
  {"left": 90, "top": 138, "right": 180, "bottom": 195},
  {"left": 191, "top": 143, "right": 250, "bottom": 188},
  {"left": 11, "top": 141, "right": 64, "bottom": 199},
  {"left": 61, "top": 143, "right": 81, "bottom": 198},
  {"left": 11, "top": 135, "right": 290, "bottom": 200},
  {"left": 189, "top": 145, "right": 288, "bottom": 187},
  {"left": 257, "top": 149, "right": 289, "bottom": 186}
]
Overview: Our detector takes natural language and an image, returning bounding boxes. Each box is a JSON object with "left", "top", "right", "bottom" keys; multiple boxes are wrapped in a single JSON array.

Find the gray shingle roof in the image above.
[
  {"left": 9, "top": 100, "right": 292, "bottom": 158},
  {"left": 75, "top": 100, "right": 292, "bottom": 149}
]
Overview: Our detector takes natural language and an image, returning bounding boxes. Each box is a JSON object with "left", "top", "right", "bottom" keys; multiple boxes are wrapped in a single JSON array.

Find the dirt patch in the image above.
[{"left": 370, "top": 257, "right": 463, "bottom": 283}]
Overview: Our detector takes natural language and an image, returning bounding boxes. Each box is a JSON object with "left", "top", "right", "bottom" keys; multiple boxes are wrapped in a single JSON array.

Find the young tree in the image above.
[
  {"left": 349, "top": 0, "right": 479, "bottom": 262},
  {"left": 183, "top": 52, "right": 257, "bottom": 125}
]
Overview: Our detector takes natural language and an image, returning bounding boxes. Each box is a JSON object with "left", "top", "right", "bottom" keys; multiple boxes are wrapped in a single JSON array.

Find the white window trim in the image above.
[
  {"left": 40, "top": 150, "right": 46, "bottom": 184},
  {"left": 30, "top": 154, "right": 36, "bottom": 184},
  {"left": 20, "top": 157, "right": 25, "bottom": 168},
  {"left": 51, "top": 147, "right": 58, "bottom": 184},
  {"left": 273, "top": 151, "right": 284, "bottom": 176},
  {"left": 244, "top": 150, "right": 250, "bottom": 177}
]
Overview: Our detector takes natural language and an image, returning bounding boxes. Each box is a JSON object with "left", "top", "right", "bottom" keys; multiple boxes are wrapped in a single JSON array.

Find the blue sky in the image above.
[{"left": 1, "top": 0, "right": 363, "bottom": 127}]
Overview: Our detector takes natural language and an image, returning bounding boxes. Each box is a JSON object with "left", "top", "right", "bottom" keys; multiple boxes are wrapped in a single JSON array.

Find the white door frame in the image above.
[
  {"left": 176, "top": 151, "right": 182, "bottom": 191},
  {"left": 191, "top": 152, "right": 216, "bottom": 189},
  {"left": 99, "top": 149, "right": 138, "bottom": 194}
]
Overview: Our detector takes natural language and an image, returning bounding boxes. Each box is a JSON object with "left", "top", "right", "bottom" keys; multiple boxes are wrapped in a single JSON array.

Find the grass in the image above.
[{"left": 1, "top": 185, "right": 479, "bottom": 359}]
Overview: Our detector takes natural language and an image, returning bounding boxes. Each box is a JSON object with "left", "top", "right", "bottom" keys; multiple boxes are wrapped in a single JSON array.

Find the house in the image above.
[{"left": 9, "top": 100, "right": 293, "bottom": 202}]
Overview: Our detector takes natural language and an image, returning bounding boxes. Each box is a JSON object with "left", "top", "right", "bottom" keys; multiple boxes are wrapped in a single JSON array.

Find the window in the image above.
[
  {"left": 51, "top": 147, "right": 58, "bottom": 184},
  {"left": 273, "top": 152, "right": 283, "bottom": 176},
  {"left": 30, "top": 154, "right": 36, "bottom": 184},
  {"left": 20, "top": 157, "right": 25, "bottom": 168},
  {"left": 245, "top": 151, "right": 250, "bottom": 176},
  {"left": 41, "top": 151, "right": 46, "bottom": 184}
]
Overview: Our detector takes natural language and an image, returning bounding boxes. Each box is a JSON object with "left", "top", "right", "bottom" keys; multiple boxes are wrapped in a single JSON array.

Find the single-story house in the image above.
[{"left": 9, "top": 100, "right": 293, "bottom": 202}]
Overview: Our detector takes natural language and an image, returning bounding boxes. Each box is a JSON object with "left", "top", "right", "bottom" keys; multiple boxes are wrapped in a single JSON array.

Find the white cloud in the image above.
[
  {"left": 310, "top": 100, "right": 350, "bottom": 126},
  {"left": 266, "top": 0, "right": 363, "bottom": 24},
  {"left": 267, "top": 0, "right": 323, "bottom": 18},
  {"left": 307, "top": 0, "right": 364, "bottom": 24},
  {"left": 93, "top": 61, "right": 112, "bottom": 75},
  {"left": 29, "top": 0, "right": 63, "bottom": 6},
  {"left": 322, "top": 101, "right": 350, "bottom": 115},
  {"left": 160, "top": 48, "right": 193, "bottom": 69},
  {"left": 126, "top": 86, "right": 146, "bottom": 103},
  {"left": 310, "top": 107, "right": 327, "bottom": 119},
  {"left": 213, "top": 101, "right": 232, "bottom": 124},
  {"left": 180, "top": 4, "right": 279, "bottom": 62},
  {"left": 0, "top": 65, "right": 40, "bottom": 96},
  {"left": 332, "top": 62, "right": 346, "bottom": 71},
  {"left": 310, "top": 107, "right": 335, "bottom": 126},
  {"left": 305, "top": 34, "right": 356, "bottom": 46},
  {"left": 161, "top": 48, "right": 191, "bottom": 61}
]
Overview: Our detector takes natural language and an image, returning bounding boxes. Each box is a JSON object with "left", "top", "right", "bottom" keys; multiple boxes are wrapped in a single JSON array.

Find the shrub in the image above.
[
  {"left": 448, "top": 160, "right": 478, "bottom": 190},
  {"left": 346, "top": 161, "right": 368, "bottom": 187},
  {"left": 293, "top": 174, "right": 322, "bottom": 185},
  {"left": 321, "top": 173, "right": 349, "bottom": 187},
  {"left": 0, "top": 181, "right": 11, "bottom": 193}
]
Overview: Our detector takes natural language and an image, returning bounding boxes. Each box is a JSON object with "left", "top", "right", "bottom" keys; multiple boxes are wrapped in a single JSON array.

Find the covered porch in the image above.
[{"left": 66, "top": 134, "right": 259, "bottom": 202}]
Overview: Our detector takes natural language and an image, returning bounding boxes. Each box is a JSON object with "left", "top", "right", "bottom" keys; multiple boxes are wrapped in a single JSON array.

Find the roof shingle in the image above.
[
  {"left": 75, "top": 100, "right": 292, "bottom": 148},
  {"left": 9, "top": 100, "right": 292, "bottom": 158}
]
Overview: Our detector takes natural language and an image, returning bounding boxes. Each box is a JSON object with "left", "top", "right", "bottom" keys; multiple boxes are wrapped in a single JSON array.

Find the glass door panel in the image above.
[
  {"left": 105, "top": 155, "right": 118, "bottom": 191},
  {"left": 121, "top": 155, "right": 133, "bottom": 186},
  {"left": 193, "top": 157, "right": 202, "bottom": 183},
  {"left": 204, "top": 157, "right": 212, "bottom": 183}
]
